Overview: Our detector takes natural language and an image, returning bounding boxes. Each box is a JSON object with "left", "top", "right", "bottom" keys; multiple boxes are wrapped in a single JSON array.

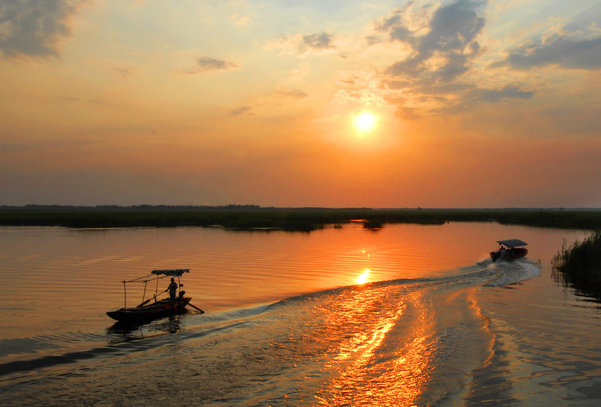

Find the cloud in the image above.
[
  {"left": 329, "top": 71, "right": 391, "bottom": 108},
  {"left": 359, "top": 1, "right": 540, "bottom": 117},
  {"left": 494, "top": 35, "right": 601, "bottom": 71},
  {"left": 287, "top": 62, "right": 310, "bottom": 79},
  {"left": 64, "top": 96, "right": 115, "bottom": 107},
  {"left": 195, "top": 56, "right": 240, "bottom": 71},
  {"left": 338, "top": 71, "right": 362, "bottom": 85},
  {"left": 380, "top": 0, "right": 486, "bottom": 83},
  {"left": 267, "top": 32, "right": 337, "bottom": 57},
  {"left": 395, "top": 106, "right": 421, "bottom": 121},
  {"left": 366, "top": 35, "right": 383, "bottom": 46},
  {"left": 470, "top": 85, "right": 534, "bottom": 103},
  {"left": 177, "top": 56, "right": 241, "bottom": 75},
  {"left": 301, "top": 32, "right": 335, "bottom": 52},
  {"left": 339, "top": 77, "right": 357, "bottom": 85},
  {"left": 494, "top": 4, "right": 601, "bottom": 71},
  {"left": 111, "top": 65, "right": 138, "bottom": 78},
  {"left": 332, "top": 88, "right": 387, "bottom": 106},
  {"left": 400, "top": 83, "right": 534, "bottom": 115},
  {"left": 231, "top": 106, "right": 252, "bottom": 115},
  {"left": 274, "top": 90, "right": 310, "bottom": 99},
  {"left": 0, "top": 0, "right": 88, "bottom": 59}
]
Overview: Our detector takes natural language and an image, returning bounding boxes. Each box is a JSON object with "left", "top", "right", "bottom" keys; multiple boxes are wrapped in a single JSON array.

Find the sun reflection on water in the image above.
[
  {"left": 315, "top": 285, "right": 435, "bottom": 406},
  {"left": 356, "top": 269, "right": 370, "bottom": 284}
]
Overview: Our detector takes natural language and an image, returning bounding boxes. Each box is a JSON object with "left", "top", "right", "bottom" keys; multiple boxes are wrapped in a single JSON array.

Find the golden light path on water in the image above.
[
  {"left": 314, "top": 286, "right": 436, "bottom": 405},
  {"left": 310, "top": 240, "right": 442, "bottom": 404},
  {"left": 356, "top": 269, "right": 370, "bottom": 284},
  {"left": 308, "top": 239, "right": 495, "bottom": 405}
]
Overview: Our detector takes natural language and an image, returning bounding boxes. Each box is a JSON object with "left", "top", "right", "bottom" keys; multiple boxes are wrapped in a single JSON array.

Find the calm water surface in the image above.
[{"left": 0, "top": 222, "right": 599, "bottom": 406}]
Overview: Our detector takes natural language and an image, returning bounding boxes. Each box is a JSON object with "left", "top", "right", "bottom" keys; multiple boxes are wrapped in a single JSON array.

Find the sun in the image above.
[{"left": 354, "top": 111, "right": 378, "bottom": 133}]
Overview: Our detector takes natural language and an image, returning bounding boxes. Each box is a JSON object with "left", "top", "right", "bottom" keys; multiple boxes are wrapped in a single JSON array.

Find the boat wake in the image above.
[
  {"left": 0, "top": 258, "right": 542, "bottom": 406},
  {"left": 482, "top": 258, "right": 541, "bottom": 287}
]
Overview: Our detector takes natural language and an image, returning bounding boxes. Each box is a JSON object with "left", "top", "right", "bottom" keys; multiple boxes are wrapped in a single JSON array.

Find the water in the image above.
[{"left": 0, "top": 222, "right": 599, "bottom": 406}]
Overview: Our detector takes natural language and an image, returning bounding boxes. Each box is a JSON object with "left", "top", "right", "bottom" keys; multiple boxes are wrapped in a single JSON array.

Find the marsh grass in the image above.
[
  {"left": 552, "top": 231, "right": 601, "bottom": 294},
  {"left": 363, "top": 220, "right": 383, "bottom": 230},
  {"left": 1, "top": 207, "right": 601, "bottom": 231}
]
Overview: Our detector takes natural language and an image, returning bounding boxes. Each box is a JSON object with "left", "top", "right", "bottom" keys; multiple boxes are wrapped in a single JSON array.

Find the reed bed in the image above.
[
  {"left": 1, "top": 207, "right": 601, "bottom": 231},
  {"left": 552, "top": 231, "right": 601, "bottom": 294}
]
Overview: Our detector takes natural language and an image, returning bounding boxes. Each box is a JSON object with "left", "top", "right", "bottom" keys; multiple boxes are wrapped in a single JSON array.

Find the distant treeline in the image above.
[
  {"left": 1, "top": 207, "right": 601, "bottom": 231},
  {"left": 1, "top": 204, "right": 268, "bottom": 210}
]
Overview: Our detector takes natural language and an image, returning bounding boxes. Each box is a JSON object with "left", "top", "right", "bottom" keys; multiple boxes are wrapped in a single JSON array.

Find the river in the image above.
[{"left": 0, "top": 222, "right": 599, "bottom": 406}]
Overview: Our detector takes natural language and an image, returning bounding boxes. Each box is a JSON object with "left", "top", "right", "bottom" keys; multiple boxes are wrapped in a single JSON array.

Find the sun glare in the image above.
[
  {"left": 354, "top": 112, "right": 378, "bottom": 133},
  {"left": 357, "top": 269, "right": 371, "bottom": 284}
]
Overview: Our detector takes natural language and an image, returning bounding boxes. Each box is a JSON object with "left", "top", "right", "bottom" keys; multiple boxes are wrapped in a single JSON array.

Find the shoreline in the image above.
[{"left": 1, "top": 207, "right": 601, "bottom": 231}]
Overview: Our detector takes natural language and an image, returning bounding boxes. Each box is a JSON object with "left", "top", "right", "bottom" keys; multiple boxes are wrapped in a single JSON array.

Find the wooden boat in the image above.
[
  {"left": 107, "top": 269, "right": 202, "bottom": 323},
  {"left": 490, "top": 239, "right": 528, "bottom": 262},
  {"left": 107, "top": 296, "right": 192, "bottom": 323}
]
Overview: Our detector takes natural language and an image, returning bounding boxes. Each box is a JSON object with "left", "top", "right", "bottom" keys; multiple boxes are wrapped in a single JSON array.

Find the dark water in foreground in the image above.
[{"left": 0, "top": 223, "right": 600, "bottom": 406}]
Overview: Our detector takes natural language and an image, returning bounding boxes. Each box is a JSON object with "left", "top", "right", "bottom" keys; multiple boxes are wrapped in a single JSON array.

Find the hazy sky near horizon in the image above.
[{"left": 1, "top": 0, "right": 601, "bottom": 207}]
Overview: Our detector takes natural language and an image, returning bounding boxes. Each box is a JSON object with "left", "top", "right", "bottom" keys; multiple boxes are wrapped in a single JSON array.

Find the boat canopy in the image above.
[
  {"left": 496, "top": 239, "right": 528, "bottom": 248},
  {"left": 151, "top": 269, "right": 190, "bottom": 277}
]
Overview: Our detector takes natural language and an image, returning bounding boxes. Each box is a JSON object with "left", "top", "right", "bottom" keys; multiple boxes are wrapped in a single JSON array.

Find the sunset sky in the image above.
[{"left": 1, "top": 0, "right": 600, "bottom": 208}]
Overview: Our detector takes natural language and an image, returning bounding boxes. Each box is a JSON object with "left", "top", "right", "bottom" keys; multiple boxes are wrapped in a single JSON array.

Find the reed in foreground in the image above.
[{"left": 552, "top": 231, "right": 601, "bottom": 294}]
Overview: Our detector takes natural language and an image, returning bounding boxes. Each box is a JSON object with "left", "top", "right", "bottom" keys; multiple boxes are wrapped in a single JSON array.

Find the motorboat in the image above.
[{"left": 491, "top": 239, "right": 528, "bottom": 262}]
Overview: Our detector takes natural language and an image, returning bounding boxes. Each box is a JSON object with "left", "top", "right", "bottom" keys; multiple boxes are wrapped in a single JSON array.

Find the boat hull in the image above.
[
  {"left": 490, "top": 247, "right": 528, "bottom": 262},
  {"left": 107, "top": 297, "right": 192, "bottom": 323}
]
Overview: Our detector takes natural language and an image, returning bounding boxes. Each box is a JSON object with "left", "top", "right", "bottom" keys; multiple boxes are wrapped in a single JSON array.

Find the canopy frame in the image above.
[
  {"left": 496, "top": 239, "right": 528, "bottom": 248},
  {"left": 119, "top": 269, "right": 190, "bottom": 308},
  {"left": 151, "top": 269, "right": 190, "bottom": 277}
]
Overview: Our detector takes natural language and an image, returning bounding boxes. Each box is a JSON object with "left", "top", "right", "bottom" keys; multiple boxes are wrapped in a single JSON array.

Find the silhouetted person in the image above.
[
  {"left": 500, "top": 247, "right": 507, "bottom": 259},
  {"left": 167, "top": 278, "right": 178, "bottom": 300}
]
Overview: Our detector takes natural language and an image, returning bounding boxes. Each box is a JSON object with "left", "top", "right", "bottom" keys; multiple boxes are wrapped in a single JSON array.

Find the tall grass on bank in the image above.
[
  {"left": 552, "top": 231, "right": 601, "bottom": 294},
  {"left": 2, "top": 208, "right": 601, "bottom": 231}
]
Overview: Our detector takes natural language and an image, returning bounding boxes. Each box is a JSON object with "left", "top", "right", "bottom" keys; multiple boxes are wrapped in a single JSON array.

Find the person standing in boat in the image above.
[
  {"left": 499, "top": 246, "right": 508, "bottom": 259},
  {"left": 167, "top": 278, "right": 178, "bottom": 300}
]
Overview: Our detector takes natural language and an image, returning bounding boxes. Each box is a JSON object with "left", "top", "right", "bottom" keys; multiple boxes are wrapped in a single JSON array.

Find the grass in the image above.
[
  {"left": 363, "top": 220, "right": 384, "bottom": 230},
  {"left": 1, "top": 207, "right": 601, "bottom": 231},
  {"left": 552, "top": 231, "right": 601, "bottom": 295}
]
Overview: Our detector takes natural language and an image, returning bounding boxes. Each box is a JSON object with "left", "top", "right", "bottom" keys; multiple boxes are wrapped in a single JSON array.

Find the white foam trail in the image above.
[
  {"left": 476, "top": 256, "right": 493, "bottom": 268},
  {"left": 484, "top": 258, "right": 541, "bottom": 287}
]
